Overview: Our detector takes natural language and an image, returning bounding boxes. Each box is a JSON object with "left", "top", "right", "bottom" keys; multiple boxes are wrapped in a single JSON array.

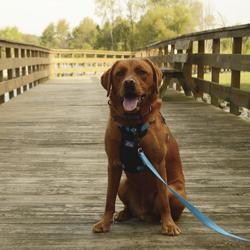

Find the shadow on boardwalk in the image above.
[{"left": 0, "top": 79, "right": 249, "bottom": 249}]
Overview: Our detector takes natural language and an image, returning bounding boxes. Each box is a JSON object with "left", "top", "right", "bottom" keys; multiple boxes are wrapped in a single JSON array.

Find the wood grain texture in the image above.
[
  {"left": 192, "top": 78, "right": 250, "bottom": 109},
  {"left": 0, "top": 71, "right": 49, "bottom": 95},
  {"left": 0, "top": 79, "right": 249, "bottom": 249},
  {"left": 141, "top": 23, "right": 250, "bottom": 49},
  {"left": 0, "top": 58, "right": 50, "bottom": 71}
]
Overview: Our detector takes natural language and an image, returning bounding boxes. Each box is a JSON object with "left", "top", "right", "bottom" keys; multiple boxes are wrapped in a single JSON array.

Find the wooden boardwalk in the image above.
[{"left": 0, "top": 79, "right": 249, "bottom": 249}]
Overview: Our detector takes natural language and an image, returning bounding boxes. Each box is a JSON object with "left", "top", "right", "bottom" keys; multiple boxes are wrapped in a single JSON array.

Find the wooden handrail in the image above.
[
  {"left": 136, "top": 23, "right": 250, "bottom": 115},
  {"left": 50, "top": 49, "right": 134, "bottom": 78},
  {"left": 1, "top": 24, "right": 250, "bottom": 115},
  {"left": 0, "top": 39, "right": 50, "bottom": 103}
]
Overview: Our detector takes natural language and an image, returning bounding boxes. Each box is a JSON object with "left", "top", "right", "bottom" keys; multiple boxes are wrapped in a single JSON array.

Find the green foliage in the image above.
[
  {"left": 0, "top": 27, "right": 23, "bottom": 41},
  {"left": 136, "top": 7, "right": 177, "bottom": 47},
  {"left": 41, "top": 20, "right": 71, "bottom": 48},
  {"left": 55, "top": 19, "right": 71, "bottom": 48},
  {"left": 95, "top": 22, "right": 113, "bottom": 50},
  {"left": 0, "top": 26, "right": 40, "bottom": 45},
  {"left": 3, "top": 0, "right": 247, "bottom": 53},
  {"left": 243, "top": 37, "right": 250, "bottom": 54},
  {"left": 40, "top": 23, "right": 57, "bottom": 48},
  {"left": 69, "top": 18, "right": 98, "bottom": 49}
]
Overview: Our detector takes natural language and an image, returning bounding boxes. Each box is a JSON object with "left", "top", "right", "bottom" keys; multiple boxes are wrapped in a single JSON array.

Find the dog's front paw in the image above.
[
  {"left": 161, "top": 220, "right": 181, "bottom": 236},
  {"left": 92, "top": 219, "right": 111, "bottom": 233}
]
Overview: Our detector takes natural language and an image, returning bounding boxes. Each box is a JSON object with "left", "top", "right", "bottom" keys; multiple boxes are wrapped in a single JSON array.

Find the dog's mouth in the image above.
[{"left": 122, "top": 95, "right": 145, "bottom": 112}]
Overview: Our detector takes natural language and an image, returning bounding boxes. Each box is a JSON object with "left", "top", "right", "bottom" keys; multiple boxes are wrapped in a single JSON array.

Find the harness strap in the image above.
[
  {"left": 118, "top": 122, "right": 149, "bottom": 138},
  {"left": 138, "top": 147, "right": 250, "bottom": 243},
  {"left": 118, "top": 122, "right": 149, "bottom": 173}
]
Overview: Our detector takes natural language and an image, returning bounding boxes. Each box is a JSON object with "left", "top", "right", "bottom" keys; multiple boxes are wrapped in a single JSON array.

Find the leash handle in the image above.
[{"left": 138, "top": 148, "right": 250, "bottom": 243}]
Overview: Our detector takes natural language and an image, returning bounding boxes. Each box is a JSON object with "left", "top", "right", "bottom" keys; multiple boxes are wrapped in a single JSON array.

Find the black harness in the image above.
[{"left": 118, "top": 122, "right": 149, "bottom": 173}]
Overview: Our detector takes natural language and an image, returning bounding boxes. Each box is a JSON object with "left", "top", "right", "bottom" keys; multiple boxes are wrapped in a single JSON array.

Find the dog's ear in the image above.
[
  {"left": 143, "top": 58, "right": 162, "bottom": 93},
  {"left": 101, "top": 61, "right": 120, "bottom": 97},
  {"left": 101, "top": 68, "right": 112, "bottom": 97}
]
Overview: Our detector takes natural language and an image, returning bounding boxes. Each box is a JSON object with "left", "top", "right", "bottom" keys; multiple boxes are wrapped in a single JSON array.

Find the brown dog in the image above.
[{"left": 92, "top": 59, "right": 186, "bottom": 236}]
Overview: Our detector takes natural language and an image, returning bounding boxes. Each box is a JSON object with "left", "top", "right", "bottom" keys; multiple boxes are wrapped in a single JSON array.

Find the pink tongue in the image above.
[{"left": 123, "top": 97, "right": 139, "bottom": 112}]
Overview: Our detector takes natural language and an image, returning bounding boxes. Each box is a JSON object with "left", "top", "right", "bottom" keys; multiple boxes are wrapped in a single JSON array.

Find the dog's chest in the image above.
[{"left": 119, "top": 123, "right": 149, "bottom": 173}]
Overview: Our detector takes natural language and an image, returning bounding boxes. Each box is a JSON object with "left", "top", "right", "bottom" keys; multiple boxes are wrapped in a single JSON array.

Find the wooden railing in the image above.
[
  {"left": 0, "top": 39, "right": 50, "bottom": 104},
  {"left": 0, "top": 41, "right": 134, "bottom": 103},
  {"left": 1, "top": 24, "right": 250, "bottom": 115},
  {"left": 136, "top": 24, "right": 250, "bottom": 115},
  {"left": 50, "top": 49, "right": 134, "bottom": 78}
]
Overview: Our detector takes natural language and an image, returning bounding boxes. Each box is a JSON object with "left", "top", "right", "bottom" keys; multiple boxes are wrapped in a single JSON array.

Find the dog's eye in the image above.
[
  {"left": 136, "top": 69, "right": 147, "bottom": 76},
  {"left": 116, "top": 70, "right": 125, "bottom": 77}
]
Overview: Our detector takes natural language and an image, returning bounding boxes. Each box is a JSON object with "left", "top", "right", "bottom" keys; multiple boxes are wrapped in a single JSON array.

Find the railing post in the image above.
[
  {"left": 230, "top": 37, "right": 242, "bottom": 115},
  {"left": 15, "top": 48, "right": 21, "bottom": 95},
  {"left": 175, "top": 49, "right": 183, "bottom": 91},
  {"left": 182, "top": 41, "right": 193, "bottom": 95},
  {"left": 0, "top": 46, "right": 4, "bottom": 104},
  {"left": 158, "top": 47, "right": 163, "bottom": 68},
  {"left": 170, "top": 44, "right": 175, "bottom": 76},
  {"left": 6, "top": 47, "right": 15, "bottom": 99},
  {"left": 197, "top": 40, "right": 205, "bottom": 97},
  {"left": 211, "top": 38, "right": 220, "bottom": 106},
  {"left": 164, "top": 45, "right": 168, "bottom": 68}
]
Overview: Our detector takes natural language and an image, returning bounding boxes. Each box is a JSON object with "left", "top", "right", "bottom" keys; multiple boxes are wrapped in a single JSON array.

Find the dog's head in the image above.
[{"left": 101, "top": 59, "right": 162, "bottom": 113}]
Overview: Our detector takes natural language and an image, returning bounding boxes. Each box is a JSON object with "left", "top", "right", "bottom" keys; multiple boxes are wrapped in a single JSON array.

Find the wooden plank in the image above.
[
  {"left": 211, "top": 39, "right": 220, "bottom": 106},
  {"left": 190, "top": 54, "right": 250, "bottom": 71},
  {"left": 175, "top": 39, "right": 190, "bottom": 50},
  {"left": 192, "top": 77, "right": 250, "bottom": 109},
  {"left": 210, "top": 82, "right": 231, "bottom": 101},
  {"left": 197, "top": 41, "right": 205, "bottom": 78},
  {"left": 231, "top": 87, "right": 250, "bottom": 109},
  {"left": 230, "top": 37, "right": 242, "bottom": 115},
  {"left": 0, "top": 39, "right": 49, "bottom": 53},
  {"left": 173, "top": 53, "right": 188, "bottom": 63},
  {"left": 197, "top": 40, "right": 205, "bottom": 97},
  {"left": 146, "top": 24, "right": 250, "bottom": 49},
  {"left": 0, "top": 58, "right": 50, "bottom": 71},
  {"left": 148, "top": 54, "right": 188, "bottom": 65},
  {"left": 192, "top": 77, "right": 211, "bottom": 93},
  {"left": 0, "top": 71, "right": 49, "bottom": 95},
  {"left": 0, "top": 94, "right": 4, "bottom": 104},
  {"left": 0, "top": 80, "right": 249, "bottom": 249}
]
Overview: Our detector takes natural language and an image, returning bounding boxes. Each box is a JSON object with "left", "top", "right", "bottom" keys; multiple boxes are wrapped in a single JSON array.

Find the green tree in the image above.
[
  {"left": 95, "top": 22, "right": 113, "bottom": 50},
  {"left": 95, "top": 0, "right": 121, "bottom": 50},
  {"left": 40, "top": 23, "right": 57, "bottom": 48},
  {"left": 126, "top": 0, "right": 147, "bottom": 50},
  {"left": 0, "top": 26, "right": 40, "bottom": 45},
  {"left": 70, "top": 17, "right": 97, "bottom": 49},
  {"left": 22, "top": 34, "right": 40, "bottom": 45},
  {"left": 113, "top": 18, "right": 131, "bottom": 51},
  {"left": 136, "top": 6, "right": 177, "bottom": 47},
  {"left": 135, "top": 1, "right": 203, "bottom": 47},
  {"left": 0, "top": 27, "right": 23, "bottom": 42},
  {"left": 56, "top": 19, "right": 71, "bottom": 48}
]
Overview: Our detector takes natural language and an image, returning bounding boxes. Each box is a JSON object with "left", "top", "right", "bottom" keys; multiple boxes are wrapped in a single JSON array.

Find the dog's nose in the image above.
[{"left": 124, "top": 79, "right": 136, "bottom": 90}]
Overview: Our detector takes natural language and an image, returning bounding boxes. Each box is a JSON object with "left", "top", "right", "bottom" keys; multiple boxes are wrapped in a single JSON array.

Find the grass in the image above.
[{"left": 193, "top": 72, "right": 250, "bottom": 92}]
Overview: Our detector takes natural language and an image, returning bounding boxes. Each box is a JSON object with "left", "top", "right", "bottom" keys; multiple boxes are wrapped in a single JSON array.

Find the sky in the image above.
[{"left": 0, "top": 0, "right": 250, "bottom": 36}]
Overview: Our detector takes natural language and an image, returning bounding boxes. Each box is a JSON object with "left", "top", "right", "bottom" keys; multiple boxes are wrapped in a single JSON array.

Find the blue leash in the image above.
[{"left": 138, "top": 148, "right": 250, "bottom": 243}]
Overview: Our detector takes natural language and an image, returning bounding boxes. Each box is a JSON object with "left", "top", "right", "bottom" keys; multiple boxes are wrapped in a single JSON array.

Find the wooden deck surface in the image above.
[{"left": 0, "top": 79, "right": 249, "bottom": 249}]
